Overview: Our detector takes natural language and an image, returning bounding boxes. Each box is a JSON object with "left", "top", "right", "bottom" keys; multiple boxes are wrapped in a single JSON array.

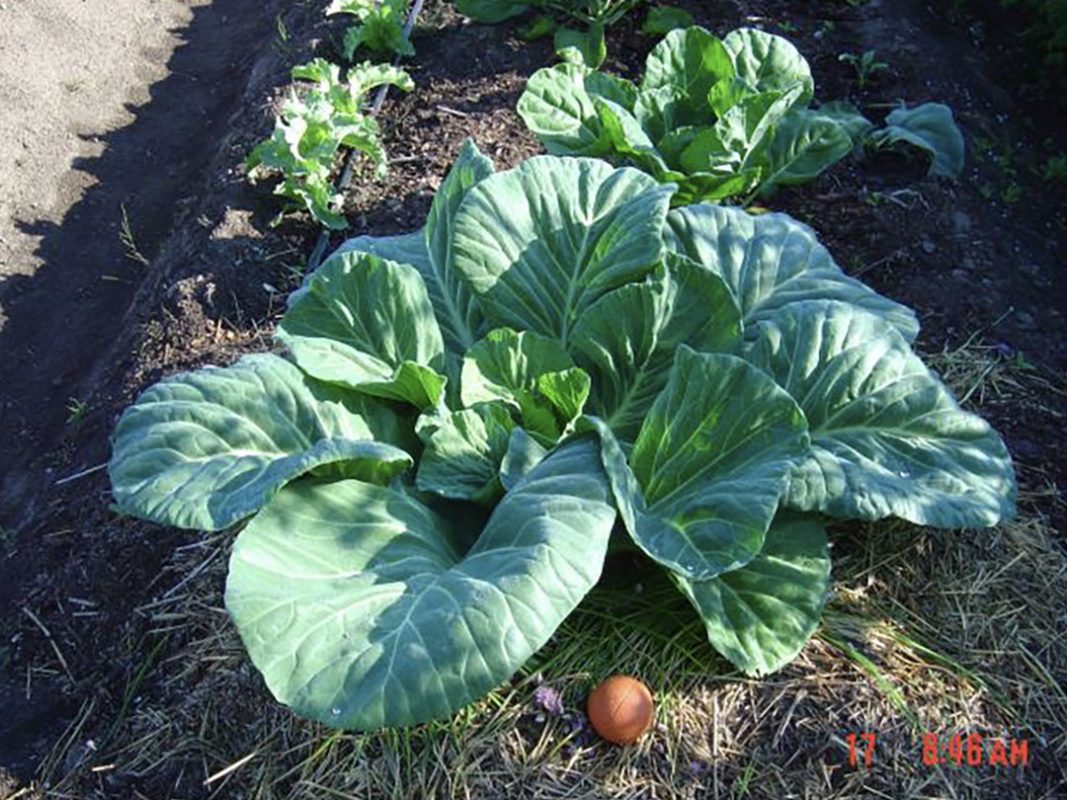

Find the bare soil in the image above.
[{"left": 0, "top": 0, "right": 1064, "bottom": 795}]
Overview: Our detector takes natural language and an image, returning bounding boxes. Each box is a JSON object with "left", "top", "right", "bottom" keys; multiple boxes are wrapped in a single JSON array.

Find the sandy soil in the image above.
[
  {"left": 0, "top": 0, "right": 205, "bottom": 298},
  {"left": 0, "top": 0, "right": 279, "bottom": 529}
]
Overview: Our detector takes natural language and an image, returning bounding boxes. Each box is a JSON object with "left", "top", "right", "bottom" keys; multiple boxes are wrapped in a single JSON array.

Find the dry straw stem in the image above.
[{"left": 27, "top": 339, "right": 1067, "bottom": 800}]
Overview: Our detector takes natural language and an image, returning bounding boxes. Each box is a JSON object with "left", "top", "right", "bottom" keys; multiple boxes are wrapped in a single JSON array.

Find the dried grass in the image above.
[{"left": 19, "top": 341, "right": 1067, "bottom": 800}]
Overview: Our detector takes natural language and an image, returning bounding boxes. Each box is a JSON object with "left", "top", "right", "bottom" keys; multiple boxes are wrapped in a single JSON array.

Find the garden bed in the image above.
[{"left": 1, "top": 0, "right": 1065, "bottom": 797}]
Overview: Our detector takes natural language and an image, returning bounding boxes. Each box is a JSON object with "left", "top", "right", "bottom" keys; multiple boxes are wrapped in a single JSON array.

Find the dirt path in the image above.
[
  {"left": 0, "top": 0, "right": 287, "bottom": 776},
  {"left": 0, "top": 0, "right": 279, "bottom": 527}
]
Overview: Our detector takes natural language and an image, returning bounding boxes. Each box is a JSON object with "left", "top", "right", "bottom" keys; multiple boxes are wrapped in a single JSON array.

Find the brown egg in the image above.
[{"left": 587, "top": 675, "right": 655, "bottom": 745}]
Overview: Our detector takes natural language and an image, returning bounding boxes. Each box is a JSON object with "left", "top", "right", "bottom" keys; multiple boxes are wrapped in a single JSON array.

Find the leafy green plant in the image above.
[
  {"left": 838, "top": 49, "right": 888, "bottom": 90},
  {"left": 110, "top": 142, "right": 1014, "bottom": 730},
  {"left": 457, "top": 0, "right": 646, "bottom": 66},
  {"left": 997, "top": 0, "right": 1067, "bottom": 67},
  {"left": 1041, "top": 152, "right": 1067, "bottom": 182},
  {"left": 327, "top": 0, "right": 415, "bottom": 60},
  {"left": 641, "top": 5, "right": 693, "bottom": 35},
  {"left": 518, "top": 26, "right": 965, "bottom": 204},
  {"left": 868, "top": 103, "right": 966, "bottom": 178},
  {"left": 246, "top": 59, "right": 413, "bottom": 229}
]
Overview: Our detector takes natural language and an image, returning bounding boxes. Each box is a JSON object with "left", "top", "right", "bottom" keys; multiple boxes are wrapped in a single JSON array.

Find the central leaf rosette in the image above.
[{"left": 107, "top": 141, "right": 1015, "bottom": 729}]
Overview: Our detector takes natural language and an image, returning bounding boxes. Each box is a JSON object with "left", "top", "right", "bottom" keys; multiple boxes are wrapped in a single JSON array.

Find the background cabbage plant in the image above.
[
  {"left": 518, "top": 26, "right": 964, "bottom": 204},
  {"left": 108, "top": 141, "right": 1014, "bottom": 730}
]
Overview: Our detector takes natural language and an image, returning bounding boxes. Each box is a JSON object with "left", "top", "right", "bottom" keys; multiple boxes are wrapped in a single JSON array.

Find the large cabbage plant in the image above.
[
  {"left": 518, "top": 26, "right": 964, "bottom": 204},
  {"left": 109, "top": 141, "right": 1014, "bottom": 730}
]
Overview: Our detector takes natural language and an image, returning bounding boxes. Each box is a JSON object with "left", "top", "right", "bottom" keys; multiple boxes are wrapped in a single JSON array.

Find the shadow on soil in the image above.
[{"left": 0, "top": 0, "right": 283, "bottom": 780}]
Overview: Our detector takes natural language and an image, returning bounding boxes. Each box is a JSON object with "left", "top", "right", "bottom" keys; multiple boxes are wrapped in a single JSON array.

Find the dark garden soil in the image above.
[{"left": 0, "top": 0, "right": 1064, "bottom": 795}]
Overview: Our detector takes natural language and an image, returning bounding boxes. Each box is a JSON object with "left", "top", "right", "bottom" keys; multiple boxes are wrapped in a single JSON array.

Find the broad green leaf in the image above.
[
  {"left": 573, "top": 254, "right": 742, "bottom": 441},
  {"left": 423, "top": 139, "right": 495, "bottom": 352},
  {"left": 226, "top": 437, "right": 617, "bottom": 730},
  {"left": 634, "top": 86, "right": 711, "bottom": 146},
  {"left": 723, "top": 28, "right": 814, "bottom": 105},
  {"left": 743, "top": 301, "right": 1016, "bottom": 527},
  {"left": 109, "top": 354, "right": 412, "bottom": 531},
  {"left": 416, "top": 403, "right": 514, "bottom": 503},
  {"left": 817, "top": 101, "right": 875, "bottom": 142},
  {"left": 456, "top": 0, "right": 527, "bottom": 23},
  {"left": 452, "top": 157, "right": 672, "bottom": 342},
  {"left": 592, "top": 347, "right": 809, "bottom": 581},
  {"left": 707, "top": 76, "right": 752, "bottom": 117},
  {"left": 332, "top": 141, "right": 495, "bottom": 354},
  {"left": 665, "top": 204, "right": 920, "bottom": 341},
  {"left": 554, "top": 23, "right": 607, "bottom": 69},
  {"left": 334, "top": 229, "right": 428, "bottom": 269},
  {"left": 499, "top": 428, "right": 548, "bottom": 489},
  {"left": 758, "top": 108, "right": 857, "bottom": 192},
  {"left": 461, "top": 329, "right": 589, "bottom": 442},
  {"left": 675, "top": 514, "right": 830, "bottom": 675},
  {"left": 641, "top": 6, "right": 695, "bottom": 36},
  {"left": 668, "top": 167, "right": 762, "bottom": 206},
  {"left": 594, "top": 98, "right": 666, "bottom": 173},
  {"left": 277, "top": 252, "right": 447, "bottom": 409},
  {"left": 641, "top": 26, "right": 734, "bottom": 107},
  {"left": 679, "top": 86, "right": 804, "bottom": 175},
  {"left": 518, "top": 65, "right": 637, "bottom": 157},
  {"left": 869, "top": 102, "right": 965, "bottom": 178}
]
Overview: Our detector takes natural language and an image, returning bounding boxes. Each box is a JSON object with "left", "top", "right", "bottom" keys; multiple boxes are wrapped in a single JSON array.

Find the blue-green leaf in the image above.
[
  {"left": 109, "top": 354, "right": 412, "bottom": 531},
  {"left": 723, "top": 28, "right": 814, "bottom": 105},
  {"left": 573, "top": 253, "right": 742, "bottom": 442},
  {"left": 743, "top": 301, "right": 1016, "bottom": 527},
  {"left": 593, "top": 347, "right": 809, "bottom": 581},
  {"left": 641, "top": 26, "right": 734, "bottom": 107},
  {"left": 666, "top": 204, "right": 920, "bottom": 341},
  {"left": 416, "top": 402, "right": 515, "bottom": 503},
  {"left": 277, "top": 252, "right": 447, "bottom": 409},
  {"left": 451, "top": 156, "right": 673, "bottom": 343},
  {"left": 499, "top": 427, "right": 549, "bottom": 489},
  {"left": 758, "top": 108, "right": 860, "bottom": 192},
  {"left": 869, "top": 103, "right": 965, "bottom": 178},
  {"left": 226, "top": 438, "right": 617, "bottom": 730},
  {"left": 518, "top": 64, "right": 639, "bottom": 157},
  {"left": 333, "top": 140, "right": 495, "bottom": 354},
  {"left": 675, "top": 513, "right": 830, "bottom": 675}
]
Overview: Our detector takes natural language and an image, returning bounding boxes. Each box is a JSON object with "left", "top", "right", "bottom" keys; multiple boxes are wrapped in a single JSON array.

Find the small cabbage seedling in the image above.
[
  {"left": 838, "top": 49, "right": 888, "bottom": 91},
  {"left": 111, "top": 142, "right": 1014, "bottom": 731},
  {"left": 246, "top": 59, "right": 413, "bottom": 229},
  {"left": 327, "top": 0, "right": 415, "bottom": 61}
]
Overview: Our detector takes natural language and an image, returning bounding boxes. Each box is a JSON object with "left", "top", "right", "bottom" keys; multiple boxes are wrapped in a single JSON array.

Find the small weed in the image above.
[
  {"left": 1000, "top": 181, "right": 1023, "bottom": 205},
  {"left": 864, "top": 190, "right": 886, "bottom": 207},
  {"left": 273, "top": 14, "right": 294, "bottom": 62},
  {"left": 119, "top": 204, "right": 150, "bottom": 267},
  {"left": 66, "top": 397, "right": 90, "bottom": 425},
  {"left": 839, "top": 50, "right": 888, "bottom": 90},
  {"left": 778, "top": 20, "right": 798, "bottom": 33},
  {"left": 1041, "top": 153, "right": 1067, "bottom": 184},
  {"left": 1006, "top": 349, "right": 1037, "bottom": 372}
]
